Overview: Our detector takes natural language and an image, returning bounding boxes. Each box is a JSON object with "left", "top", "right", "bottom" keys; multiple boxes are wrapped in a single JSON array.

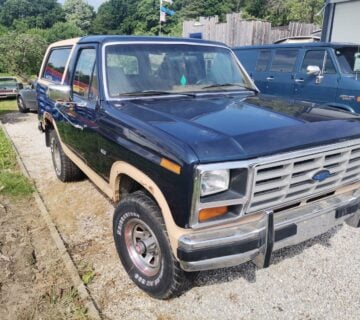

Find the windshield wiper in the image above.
[
  {"left": 120, "top": 90, "right": 196, "bottom": 97},
  {"left": 201, "top": 83, "right": 258, "bottom": 93}
]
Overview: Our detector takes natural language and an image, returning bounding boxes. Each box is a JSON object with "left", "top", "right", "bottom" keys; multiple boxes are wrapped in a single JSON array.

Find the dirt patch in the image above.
[{"left": 0, "top": 196, "right": 88, "bottom": 320}]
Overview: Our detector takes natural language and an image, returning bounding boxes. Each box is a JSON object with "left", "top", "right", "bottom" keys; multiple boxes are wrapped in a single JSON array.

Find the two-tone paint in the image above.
[{"left": 37, "top": 36, "right": 360, "bottom": 260}]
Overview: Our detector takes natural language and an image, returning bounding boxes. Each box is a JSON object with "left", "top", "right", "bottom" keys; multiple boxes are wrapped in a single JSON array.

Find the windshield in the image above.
[
  {"left": 0, "top": 78, "right": 17, "bottom": 88},
  {"left": 104, "top": 43, "right": 253, "bottom": 97},
  {"left": 334, "top": 46, "right": 360, "bottom": 74}
]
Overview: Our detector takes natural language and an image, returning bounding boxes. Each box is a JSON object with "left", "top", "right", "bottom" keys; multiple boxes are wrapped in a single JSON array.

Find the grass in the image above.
[
  {"left": 0, "top": 128, "right": 33, "bottom": 197},
  {"left": 33, "top": 286, "right": 89, "bottom": 320},
  {"left": 79, "top": 263, "right": 96, "bottom": 286},
  {"left": 0, "top": 98, "right": 17, "bottom": 116}
]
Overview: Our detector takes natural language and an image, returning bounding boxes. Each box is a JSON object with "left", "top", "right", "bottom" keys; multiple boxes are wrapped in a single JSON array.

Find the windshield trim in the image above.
[{"left": 101, "top": 41, "right": 257, "bottom": 101}]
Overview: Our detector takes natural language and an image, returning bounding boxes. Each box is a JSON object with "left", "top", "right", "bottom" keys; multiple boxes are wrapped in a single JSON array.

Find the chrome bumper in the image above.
[
  {"left": 0, "top": 93, "right": 17, "bottom": 98},
  {"left": 178, "top": 188, "right": 360, "bottom": 272}
]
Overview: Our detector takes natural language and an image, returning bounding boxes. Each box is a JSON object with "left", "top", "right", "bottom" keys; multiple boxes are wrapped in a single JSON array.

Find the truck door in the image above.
[
  {"left": 57, "top": 45, "right": 100, "bottom": 170},
  {"left": 252, "top": 49, "right": 272, "bottom": 94},
  {"left": 266, "top": 49, "right": 299, "bottom": 99},
  {"left": 293, "top": 49, "right": 339, "bottom": 105}
]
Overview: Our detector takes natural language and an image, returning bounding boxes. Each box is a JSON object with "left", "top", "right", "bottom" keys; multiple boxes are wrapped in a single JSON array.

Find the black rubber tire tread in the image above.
[
  {"left": 17, "top": 96, "right": 28, "bottom": 113},
  {"left": 49, "top": 130, "right": 84, "bottom": 182},
  {"left": 113, "top": 190, "right": 194, "bottom": 299}
]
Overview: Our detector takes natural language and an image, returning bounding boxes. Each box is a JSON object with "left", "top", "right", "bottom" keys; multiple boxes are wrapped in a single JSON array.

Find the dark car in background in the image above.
[
  {"left": 0, "top": 77, "right": 22, "bottom": 98},
  {"left": 233, "top": 42, "right": 360, "bottom": 113},
  {"left": 17, "top": 81, "right": 38, "bottom": 113}
]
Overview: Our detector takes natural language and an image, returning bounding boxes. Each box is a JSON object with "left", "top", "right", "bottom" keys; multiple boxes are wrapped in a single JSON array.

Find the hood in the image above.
[{"left": 113, "top": 94, "right": 360, "bottom": 163}]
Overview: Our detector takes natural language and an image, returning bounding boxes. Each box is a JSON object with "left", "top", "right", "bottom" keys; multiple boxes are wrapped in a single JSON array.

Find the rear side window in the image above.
[
  {"left": 301, "top": 50, "right": 336, "bottom": 74},
  {"left": 270, "top": 50, "right": 298, "bottom": 72},
  {"left": 43, "top": 48, "right": 71, "bottom": 84},
  {"left": 256, "top": 50, "right": 272, "bottom": 72}
]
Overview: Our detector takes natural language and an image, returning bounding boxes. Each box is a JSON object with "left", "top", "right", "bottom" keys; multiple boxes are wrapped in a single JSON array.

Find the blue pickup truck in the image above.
[
  {"left": 234, "top": 42, "right": 360, "bottom": 113},
  {"left": 37, "top": 36, "right": 360, "bottom": 299}
]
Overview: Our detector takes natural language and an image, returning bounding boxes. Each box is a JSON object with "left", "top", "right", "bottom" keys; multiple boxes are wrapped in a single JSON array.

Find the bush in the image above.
[{"left": 0, "top": 32, "right": 47, "bottom": 78}]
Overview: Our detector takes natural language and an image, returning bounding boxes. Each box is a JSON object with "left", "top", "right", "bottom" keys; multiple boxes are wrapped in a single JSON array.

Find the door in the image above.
[
  {"left": 293, "top": 49, "right": 339, "bottom": 105},
  {"left": 252, "top": 49, "right": 272, "bottom": 94},
  {"left": 57, "top": 46, "right": 100, "bottom": 169},
  {"left": 266, "top": 49, "right": 299, "bottom": 99}
]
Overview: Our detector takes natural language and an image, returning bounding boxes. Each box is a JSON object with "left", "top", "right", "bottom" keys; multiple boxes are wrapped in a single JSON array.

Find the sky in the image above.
[{"left": 58, "top": 0, "right": 106, "bottom": 10}]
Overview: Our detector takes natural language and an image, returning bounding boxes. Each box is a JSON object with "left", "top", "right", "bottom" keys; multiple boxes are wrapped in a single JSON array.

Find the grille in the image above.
[{"left": 248, "top": 143, "right": 360, "bottom": 212}]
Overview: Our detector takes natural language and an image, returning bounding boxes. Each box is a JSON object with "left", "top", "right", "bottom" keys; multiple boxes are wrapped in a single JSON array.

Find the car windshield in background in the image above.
[
  {"left": 335, "top": 46, "right": 360, "bottom": 74},
  {"left": 105, "top": 43, "right": 253, "bottom": 97},
  {"left": 0, "top": 78, "right": 17, "bottom": 88}
]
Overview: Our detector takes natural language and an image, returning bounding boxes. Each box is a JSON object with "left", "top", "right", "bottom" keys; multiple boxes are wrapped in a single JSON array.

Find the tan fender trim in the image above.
[
  {"left": 109, "top": 161, "right": 191, "bottom": 256},
  {"left": 43, "top": 112, "right": 189, "bottom": 257}
]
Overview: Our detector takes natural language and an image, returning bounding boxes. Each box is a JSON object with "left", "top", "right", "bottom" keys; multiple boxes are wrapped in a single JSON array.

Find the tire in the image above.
[
  {"left": 49, "top": 130, "right": 83, "bottom": 182},
  {"left": 17, "top": 96, "right": 28, "bottom": 113},
  {"left": 113, "top": 191, "right": 193, "bottom": 299}
]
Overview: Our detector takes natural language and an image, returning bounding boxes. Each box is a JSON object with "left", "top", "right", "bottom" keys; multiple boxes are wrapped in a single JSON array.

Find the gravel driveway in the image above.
[{"left": 3, "top": 112, "right": 360, "bottom": 320}]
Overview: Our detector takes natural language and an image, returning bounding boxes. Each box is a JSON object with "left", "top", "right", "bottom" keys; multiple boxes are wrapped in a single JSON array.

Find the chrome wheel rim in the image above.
[
  {"left": 52, "top": 139, "right": 61, "bottom": 175},
  {"left": 124, "top": 217, "right": 161, "bottom": 277}
]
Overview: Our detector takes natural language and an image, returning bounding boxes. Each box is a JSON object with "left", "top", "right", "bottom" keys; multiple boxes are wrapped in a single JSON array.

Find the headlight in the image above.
[{"left": 200, "top": 169, "right": 230, "bottom": 197}]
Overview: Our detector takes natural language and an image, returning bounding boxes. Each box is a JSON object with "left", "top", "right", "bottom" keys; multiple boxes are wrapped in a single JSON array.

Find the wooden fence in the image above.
[{"left": 182, "top": 13, "right": 320, "bottom": 47}]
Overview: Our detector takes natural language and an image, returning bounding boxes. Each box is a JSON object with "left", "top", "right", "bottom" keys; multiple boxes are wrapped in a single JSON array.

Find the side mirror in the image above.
[
  {"left": 46, "top": 84, "right": 71, "bottom": 102},
  {"left": 17, "top": 83, "right": 24, "bottom": 90},
  {"left": 306, "top": 65, "right": 321, "bottom": 76}
]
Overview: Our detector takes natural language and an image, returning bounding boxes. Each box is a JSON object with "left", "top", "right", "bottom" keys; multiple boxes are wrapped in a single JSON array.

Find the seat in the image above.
[{"left": 107, "top": 67, "right": 133, "bottom": 96}]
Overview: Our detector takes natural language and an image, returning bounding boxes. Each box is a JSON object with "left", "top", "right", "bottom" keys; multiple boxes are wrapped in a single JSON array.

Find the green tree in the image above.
[
  {"left": 132, "top": 0, "right": 159, "bottom": 35},
  {"left": 248, "top": 0, "right": 324, "bottom": 25},
  {"left": 92, "top": 0, "right": 138, "bottom": 34},
  {"left": 285, "top": 0, "right": 323, "bottom": 24},
  {"left": 43, "top": 21, "right": 85, "bottom": 43},
  {"left": 0, "top": 0, "right": 64, "bottom": 29},
  {"left": 0, "top": 32, "right": 47, "bottom": 77},
  {"left": 245, "top": 0, "right": 268, "bottom": 19},
  {"left": 63, "top": 0, "right": 95, "bottom": 32}
]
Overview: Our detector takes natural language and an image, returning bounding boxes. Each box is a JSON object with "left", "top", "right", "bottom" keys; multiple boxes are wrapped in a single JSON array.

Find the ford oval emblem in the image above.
[{"left": 312, "top": 170, "right": 332, "bottom": 182}]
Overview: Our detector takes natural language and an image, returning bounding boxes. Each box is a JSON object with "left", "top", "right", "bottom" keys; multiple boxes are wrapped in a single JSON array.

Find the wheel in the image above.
[
  {"left": 49, "top": 130, "right": 83, "bottom": 182},
  {"left": 17, "top": 96, "right": 28, "bottom": 113},
  {"left": 113, "top": 191, "right": 193, "bottom": 299}
]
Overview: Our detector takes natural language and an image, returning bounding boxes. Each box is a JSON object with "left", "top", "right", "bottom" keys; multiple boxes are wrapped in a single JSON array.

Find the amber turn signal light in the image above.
[
  {"left": 160, "top": 158, "right": 181, "bottom": 175},
  {"left": 357, "top": 96, "right": 360, "bottom": 103},
  {"left": 198, "top": 206, "right": 228, "bottom": 222}
]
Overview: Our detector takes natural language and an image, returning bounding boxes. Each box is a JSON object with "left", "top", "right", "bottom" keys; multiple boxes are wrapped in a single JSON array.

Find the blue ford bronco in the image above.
[{"left": 37, "top": 36, "right": 360, "bottom": 299}]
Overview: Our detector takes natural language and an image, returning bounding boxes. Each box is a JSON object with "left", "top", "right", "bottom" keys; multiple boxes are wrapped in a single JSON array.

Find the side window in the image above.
[
  {"left": 270, "top": 50, "right": 298, "bottom": 73},
  {"left": 72, "top": 48, "right": 97, "bottom": 100},
  {"left": 301, "top": 50, "right": 336, "bottom": 74},
  {"left": 43, "top": 48, "right": 71, "bottom": 84},
  {"left": 256, "top": 50, "right": 272, "bottom": 72}
]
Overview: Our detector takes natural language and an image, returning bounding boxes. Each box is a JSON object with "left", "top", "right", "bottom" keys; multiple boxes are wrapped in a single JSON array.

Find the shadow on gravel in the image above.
[
  {"left": 193, "top": 225, "right": 342, "bottom": 288},
  {"left": 1, "top": 111, "right": 37, "bottom": 124}
]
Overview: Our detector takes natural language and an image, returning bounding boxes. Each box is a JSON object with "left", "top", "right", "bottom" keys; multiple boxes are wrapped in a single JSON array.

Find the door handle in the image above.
[
  {"left": 266, "top": 76, "right": 274, "bottom": 81},
  {"left": 295, "top": 79, "right": 304, "bottom": 83}
]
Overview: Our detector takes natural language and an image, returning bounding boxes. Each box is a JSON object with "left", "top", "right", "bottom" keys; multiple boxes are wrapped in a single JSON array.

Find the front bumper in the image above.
[
  {"left": 0, "top": 92, "right": 17, "bottom": 98},
  {"left": 178, "top": 187, "right": 360, "bottom": 272}
]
